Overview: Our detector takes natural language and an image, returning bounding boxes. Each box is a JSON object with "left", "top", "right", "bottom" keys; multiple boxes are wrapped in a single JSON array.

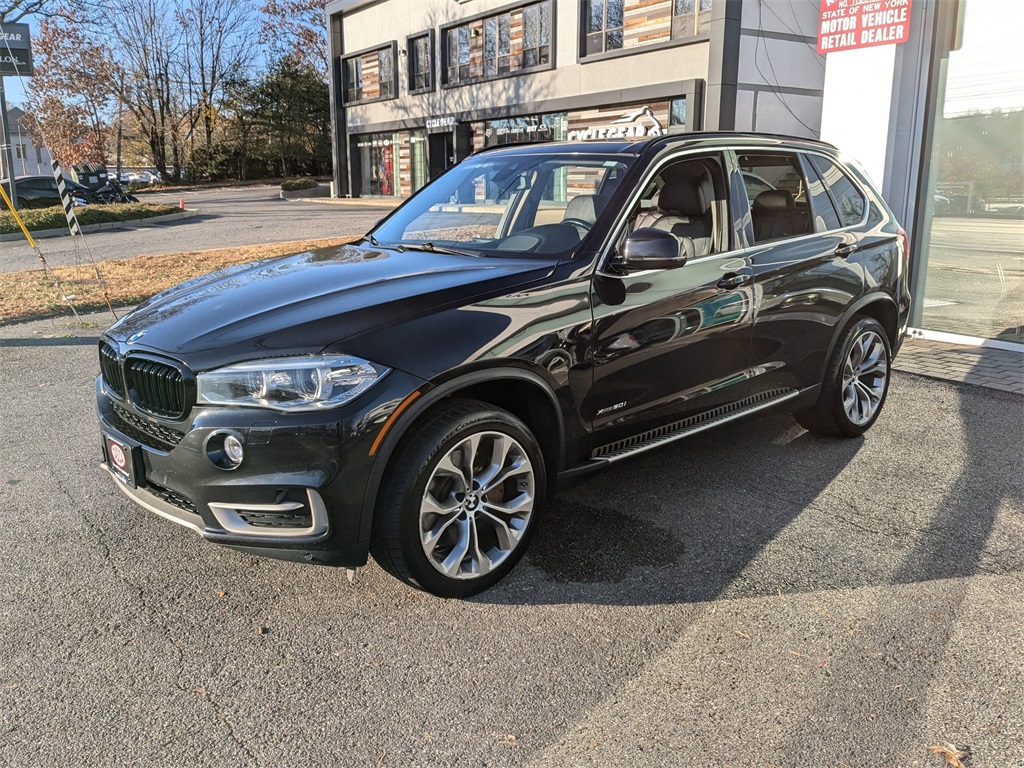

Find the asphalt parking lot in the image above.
[{"left": 1, "top": 311, "right": 1021, "bottom": 767}]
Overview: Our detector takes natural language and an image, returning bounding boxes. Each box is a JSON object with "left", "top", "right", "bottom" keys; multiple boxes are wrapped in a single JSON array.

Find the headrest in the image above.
[
  {"left": 563, "top": 193, "right": 608, "bottom": 224},
  {"left": 752, "top": 189, "right": 794, "bottom": 212},
  {"left": 658, "top": 178, "right": 707, "bottom": 217}
]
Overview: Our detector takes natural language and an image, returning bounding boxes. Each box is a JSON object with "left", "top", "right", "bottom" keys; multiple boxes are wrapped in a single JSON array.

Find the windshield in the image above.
[{"left": 372, "top": 152, "right": 634, "bottom": 257}]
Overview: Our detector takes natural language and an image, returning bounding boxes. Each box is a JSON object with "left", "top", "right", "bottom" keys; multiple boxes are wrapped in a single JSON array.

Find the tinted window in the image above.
[
  {"left": 799, "top": 155, "right": 842, "bottom": 232},
  {"left": 737, "top": 153, "right": 813, "bottom": 244},
  {"left": 809, "top": 155, "right": 867, "bottom": 227}
]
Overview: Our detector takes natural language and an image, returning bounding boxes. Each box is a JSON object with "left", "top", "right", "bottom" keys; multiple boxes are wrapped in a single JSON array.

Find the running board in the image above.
[{"left": 590, "top": 388, "right": 801, "bottom": 464}]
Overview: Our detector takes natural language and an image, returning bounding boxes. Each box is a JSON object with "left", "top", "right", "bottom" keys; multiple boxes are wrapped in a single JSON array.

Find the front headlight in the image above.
[{"left": 197, "top": 355, "right": 388, "bottom": 412}]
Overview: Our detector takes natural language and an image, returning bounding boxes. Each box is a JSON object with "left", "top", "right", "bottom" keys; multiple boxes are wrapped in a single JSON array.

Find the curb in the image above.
[
  {"left": 0, "top": 209, "right": 200, "bottom": 242},
  {"left": 289, "top": 196, "right": 402, "bottom": 209}
]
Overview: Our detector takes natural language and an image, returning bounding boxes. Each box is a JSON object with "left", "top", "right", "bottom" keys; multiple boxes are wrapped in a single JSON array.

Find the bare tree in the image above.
[
  {"left": 260, "top": 0, "right": 328, "bottom": 77},
  {"left": 177, "top": 0, "right": 255, "bottom": 152}
]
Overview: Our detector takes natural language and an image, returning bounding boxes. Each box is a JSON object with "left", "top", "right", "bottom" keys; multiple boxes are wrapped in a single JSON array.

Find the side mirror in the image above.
[{"left": 617, "top": 227, "right": 693, "bottom": 271}]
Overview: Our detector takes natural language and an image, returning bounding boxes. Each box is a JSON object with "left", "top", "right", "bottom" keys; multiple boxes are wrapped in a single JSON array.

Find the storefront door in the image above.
[{"left": 428, "top": 132, "right": 455, "bottom": 180}]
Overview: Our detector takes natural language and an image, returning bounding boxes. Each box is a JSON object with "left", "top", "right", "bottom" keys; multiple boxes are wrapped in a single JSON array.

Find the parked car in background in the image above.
[
  {"left": 136, "top": 171, "right": 162, "bottom": 184},
  {"left": 1, "top": 175, "right": 94, "bottom": 209},
  {"left": 96, "top": 133, "right": 911, "bottom": 597}
]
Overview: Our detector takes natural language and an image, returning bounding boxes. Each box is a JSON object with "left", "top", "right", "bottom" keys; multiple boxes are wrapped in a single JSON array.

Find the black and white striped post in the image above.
[{"left": 50, "top": 159, "right": 82, "bottom": 237}]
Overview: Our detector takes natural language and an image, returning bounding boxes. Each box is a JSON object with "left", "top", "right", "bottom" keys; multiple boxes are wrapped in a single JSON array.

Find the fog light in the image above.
[
  {"left": 206, "top": 430, "right": 245, "bottom": 470},
  {"left": 224, "top": 434, "right": 244, "bottom": 465}
]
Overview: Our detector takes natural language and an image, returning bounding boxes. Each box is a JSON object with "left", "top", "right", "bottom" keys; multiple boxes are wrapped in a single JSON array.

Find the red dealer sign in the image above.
[{"left": 817, "top": 0, "right": 912, "bottom": 54}]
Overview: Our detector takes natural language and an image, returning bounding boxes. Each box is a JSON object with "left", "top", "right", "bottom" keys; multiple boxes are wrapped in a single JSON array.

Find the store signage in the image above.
[
  {"left": 426, "top": 115, "right": 457, "bottom": 130},
  {"left": 356, "top": 137, "right": 393, "bottom": 149},
  {"left": 0, "top": 23, "right": 33, "bottom": 76},
  {"left": 817, "top": 0, "right": 912, "bottom": 54},
  {"left": 567, "top": 106, "right": 665, "bottom": 141}
]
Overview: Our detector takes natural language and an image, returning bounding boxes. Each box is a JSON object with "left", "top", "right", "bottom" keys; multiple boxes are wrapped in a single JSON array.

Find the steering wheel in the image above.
[{"left": 562, "top": 217, "right": 593, "bottom": 236}]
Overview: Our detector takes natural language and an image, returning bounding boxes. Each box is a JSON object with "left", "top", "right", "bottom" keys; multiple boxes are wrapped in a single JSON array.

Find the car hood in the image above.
[{"left": 106, "top": 242, "right": 558, "bottom": 371}]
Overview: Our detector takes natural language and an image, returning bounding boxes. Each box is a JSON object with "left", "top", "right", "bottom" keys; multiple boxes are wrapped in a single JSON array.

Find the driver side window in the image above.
[{"left": 625, "top": 154, "right": 728, "bottom": 259}]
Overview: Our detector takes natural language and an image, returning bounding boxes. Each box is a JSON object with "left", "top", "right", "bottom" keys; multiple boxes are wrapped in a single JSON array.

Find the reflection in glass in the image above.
[{"left": 919, "top": 0, "right": 1024, "bottom": 342}]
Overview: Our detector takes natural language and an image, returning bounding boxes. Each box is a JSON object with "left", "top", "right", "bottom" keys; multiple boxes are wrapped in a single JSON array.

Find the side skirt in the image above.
[{"left": 558, "top": 387, "right": 804, "bottom": 481}]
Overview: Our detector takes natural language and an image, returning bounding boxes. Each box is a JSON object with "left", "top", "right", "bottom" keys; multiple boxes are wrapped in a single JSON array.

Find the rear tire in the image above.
[
  {"left": 370, "top": 398, "right": 545, "bottom": 598},
  {"left": 795, "top": 316, "right": 891, "bottom": 437}
]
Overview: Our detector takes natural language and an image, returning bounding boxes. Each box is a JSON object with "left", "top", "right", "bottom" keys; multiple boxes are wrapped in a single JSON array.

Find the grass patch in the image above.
[
  {"left": 0, "top": 237, "right": 357, "bottom": 325},
  {"left": 1, "top": 203, "right": 180, "bottom": 235}
]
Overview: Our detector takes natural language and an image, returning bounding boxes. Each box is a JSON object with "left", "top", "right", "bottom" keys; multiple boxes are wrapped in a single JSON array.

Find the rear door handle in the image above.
[
  {"left": 834, "top": 243, "right": 859, "bottom": 258},
  {"left": 717, "top": 274, "right": 750, "bottom": 289}
]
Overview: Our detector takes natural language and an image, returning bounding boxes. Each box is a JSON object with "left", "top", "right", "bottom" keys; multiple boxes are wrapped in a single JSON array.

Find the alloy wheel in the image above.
[
  {"left": 841, "top": 330, "right": 888, "bottom": 426},
  {"left": 419, "top": 430, "right": 535, "bottom": 580}
]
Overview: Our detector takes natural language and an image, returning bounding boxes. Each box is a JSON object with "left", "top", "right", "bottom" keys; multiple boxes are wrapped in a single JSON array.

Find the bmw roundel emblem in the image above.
[{"left": 127, "top": 330, "right": 148, "bottom": 344}]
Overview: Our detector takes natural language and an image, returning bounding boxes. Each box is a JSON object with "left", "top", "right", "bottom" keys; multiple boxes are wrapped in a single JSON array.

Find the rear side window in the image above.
[
  {"left": 737, "top": 152, "right": 814, "bottom": 244},
  {"left": 799, "top": 155, "right": 842, "bottom": 232},
  {"left": 808, "top": 155, "right": 867, "bottom": 227}
]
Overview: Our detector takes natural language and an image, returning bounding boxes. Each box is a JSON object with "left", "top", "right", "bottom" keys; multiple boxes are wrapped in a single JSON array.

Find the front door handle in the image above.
[{"left": 717, "top": 274, "right": 750, "bottom": 289}]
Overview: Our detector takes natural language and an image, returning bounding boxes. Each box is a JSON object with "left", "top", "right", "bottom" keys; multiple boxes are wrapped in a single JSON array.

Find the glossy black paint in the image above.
[{"left": 95, "top": 133, "right": 910, "bottom": 568}]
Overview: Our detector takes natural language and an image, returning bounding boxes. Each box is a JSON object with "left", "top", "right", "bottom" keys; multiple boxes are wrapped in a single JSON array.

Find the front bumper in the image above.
[{"left": 95, "top": 370, "right": 425, "bottom": 567}]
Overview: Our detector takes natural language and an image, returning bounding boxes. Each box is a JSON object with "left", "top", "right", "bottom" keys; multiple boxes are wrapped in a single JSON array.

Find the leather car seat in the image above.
[
  {"left": 751, "top": 189, "right": 811, "bottom": 242},
  {"left": 561, "top": 193, "right": 608, "bottom": 237},
  {"left": 648, "top": 177, "right": 714, "bottom": 257}
]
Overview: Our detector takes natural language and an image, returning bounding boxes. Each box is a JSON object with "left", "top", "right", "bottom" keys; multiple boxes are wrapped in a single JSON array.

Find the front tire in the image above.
[
  {"left": 795, "top": 316, "right": 891, "bottom": 437},
  {"left": 370, "top": 399, "right": 545, "bottom": 598}
]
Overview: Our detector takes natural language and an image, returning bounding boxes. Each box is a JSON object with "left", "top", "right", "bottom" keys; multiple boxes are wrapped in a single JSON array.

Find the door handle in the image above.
[
  {"left": 833, "top": 243, "right": 859, "bottom": 259},
  {"left": 717, "top": 274, "right": 750, "bottom": 289}
]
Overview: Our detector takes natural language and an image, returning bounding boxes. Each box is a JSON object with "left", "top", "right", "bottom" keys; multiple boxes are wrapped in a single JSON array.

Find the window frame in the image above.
[
  {"left": 439, "top": 0, "right": 555, "bottom": 89},
  {"left": 805, "top": 153, "right": 871, "bottom": 231},
  {"left": 579, "top": 0, "right": 713, "bottom": 63},
  {"left": 406, "top": 30, "right": 436, "bottom": 94},
  {"left": 671, "top": 0, "right": 714, "bottom": 42},
  {"left": 341, "top": 41, "right": 399, "bottom": 106},
  {"left": 583, "top": 0, "right": 624, "bottom": 57}
]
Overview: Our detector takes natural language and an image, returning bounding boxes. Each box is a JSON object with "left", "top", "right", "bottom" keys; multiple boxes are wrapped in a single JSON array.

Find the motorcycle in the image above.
[{"left": 91, "top": 176, "right": 140, "bottom": 204}]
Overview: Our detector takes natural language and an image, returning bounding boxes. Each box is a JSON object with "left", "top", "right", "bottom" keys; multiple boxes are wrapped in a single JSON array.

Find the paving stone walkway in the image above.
[{"left": 894, "top": 336, "right": 1024, "bottom": 395}]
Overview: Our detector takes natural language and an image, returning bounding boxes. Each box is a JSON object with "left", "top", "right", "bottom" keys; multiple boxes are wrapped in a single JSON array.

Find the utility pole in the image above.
[
  {"left": 0, "top": 77, "right": 19, "bottom": 209},
  {"left": 0, "top": 21, "right": 34, "bottom": 211}
]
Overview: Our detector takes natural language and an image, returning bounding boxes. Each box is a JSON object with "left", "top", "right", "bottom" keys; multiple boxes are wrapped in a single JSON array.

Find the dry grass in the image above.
[{"left": 0, "top": 237, "right": 357, "bottom": 325}]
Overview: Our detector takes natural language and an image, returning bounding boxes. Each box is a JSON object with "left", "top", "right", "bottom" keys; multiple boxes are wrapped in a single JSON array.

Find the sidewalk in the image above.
[{"left": 894, "top": 336, "right": 1024, "bottom": 395}]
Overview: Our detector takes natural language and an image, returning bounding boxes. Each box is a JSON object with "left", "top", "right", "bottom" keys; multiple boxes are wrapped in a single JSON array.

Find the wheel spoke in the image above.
[
  {"left": 438, "top": 517, "right": 471, "bottom": 576},
  {"left": 473, "top": 434, "right": 511, "bottom": 491},
  {"left": 480, "top": 454, "right": 529, "bottom": 496},
  {"left": 482, "top": 492, "right": 531, "bottom": 515},
  {"left": 478, "top": 508, "right": 522, "bottom": 551},
  {"left": 467, "top": 516, "right": 491, "bottom": 576},
  {"left": 434, "top": 451, "right": 469, "bottom": 489},
  {"left": 422, "top": 509, "right": 463, "bottom": 557}
]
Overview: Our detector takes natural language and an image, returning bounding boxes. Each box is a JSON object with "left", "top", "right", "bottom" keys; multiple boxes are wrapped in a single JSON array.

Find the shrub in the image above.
[
  {"left": 281, "top": 177, "right": 319, "bottom": 192},
  {"left": 0, "top": 203, "right": 181, "bottom": 235}
]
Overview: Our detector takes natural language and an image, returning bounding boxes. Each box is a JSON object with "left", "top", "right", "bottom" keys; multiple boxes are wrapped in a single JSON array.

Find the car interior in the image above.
[
  {"left": 738, "top": 154, "right": 814, "bottom": 243},
  {"left": 628, "top": 157, "right": 727, "bottom": 258}
]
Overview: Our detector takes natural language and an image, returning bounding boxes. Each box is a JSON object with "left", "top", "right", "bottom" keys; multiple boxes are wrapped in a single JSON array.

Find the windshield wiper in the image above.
[{"left": 396, "top": 242, "right": 477, "bottom": 257}]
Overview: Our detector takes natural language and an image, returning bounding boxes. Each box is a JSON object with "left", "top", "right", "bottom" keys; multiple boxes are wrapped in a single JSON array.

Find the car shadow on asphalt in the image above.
[
  {"left": 481, "top": 410, "right": 868, "bottom": 606},
  {"left": 481, "top": 380, "right": 1022, "bottom": 609}
]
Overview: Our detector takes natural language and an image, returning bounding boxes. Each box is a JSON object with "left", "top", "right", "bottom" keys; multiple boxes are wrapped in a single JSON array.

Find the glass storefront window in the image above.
[
  {"left": 918, "top": 0, "right": 1024, "bottom": 343},
  {"left": 354, "top": 133, "right": 399, "bottom": 196},
  {"left": 482, "top": 113, "right": 567, "bottom": 148},
  {"left": 410, "top": 131, "right": 428, "bottom": 194}
]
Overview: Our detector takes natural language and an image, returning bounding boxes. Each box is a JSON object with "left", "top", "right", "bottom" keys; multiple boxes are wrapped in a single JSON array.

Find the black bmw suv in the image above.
[{"left": 96, "top": 133, "right": 910, "bottom": 597}]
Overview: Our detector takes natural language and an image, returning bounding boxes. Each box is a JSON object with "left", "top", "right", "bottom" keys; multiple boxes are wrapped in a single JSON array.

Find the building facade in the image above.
[
  {"left": 326, "top": 0, "right": 826, "bottom": 200},
  {"left": 1, "top": 107, "right": 54, "bottom": 179},
  {"left": 327, "top": 0, "right": 1022, "bottom": 348}
]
